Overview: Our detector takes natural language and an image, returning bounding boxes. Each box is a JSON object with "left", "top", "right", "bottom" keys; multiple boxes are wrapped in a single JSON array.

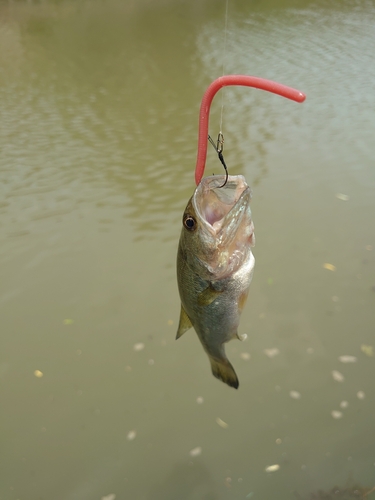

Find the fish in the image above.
[{"left": 176, "top": 174, "right": 255, "bottom": 389}]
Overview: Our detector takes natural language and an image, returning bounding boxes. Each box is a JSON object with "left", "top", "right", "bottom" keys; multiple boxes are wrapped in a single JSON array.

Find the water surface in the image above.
[{"left": 1, "top": 1, "right": 375, "bottom": 499}]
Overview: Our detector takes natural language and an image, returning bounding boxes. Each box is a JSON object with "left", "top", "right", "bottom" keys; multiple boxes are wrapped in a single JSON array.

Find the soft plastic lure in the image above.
[{"left": 195, "top": 75, "right": 306, "bottom": 185}]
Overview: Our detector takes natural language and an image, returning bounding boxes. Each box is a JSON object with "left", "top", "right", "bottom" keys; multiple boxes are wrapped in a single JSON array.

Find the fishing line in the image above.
[
  {"left": 219, "top": 0, "right": 229, "bottom": 134},
  {"left": 208, "top": 0, "right": 230, "bottom": 188}
]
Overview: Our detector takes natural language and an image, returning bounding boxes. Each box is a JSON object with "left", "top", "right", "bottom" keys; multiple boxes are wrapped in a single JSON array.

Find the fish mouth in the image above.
[{"left": 193, "top": 175, "right": 251, "bottom": 236}]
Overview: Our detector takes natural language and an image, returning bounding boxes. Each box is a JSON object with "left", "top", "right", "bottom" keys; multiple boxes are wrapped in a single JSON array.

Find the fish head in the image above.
[{"left": 180, "top": 175, "right": 255, "bottom": 279}]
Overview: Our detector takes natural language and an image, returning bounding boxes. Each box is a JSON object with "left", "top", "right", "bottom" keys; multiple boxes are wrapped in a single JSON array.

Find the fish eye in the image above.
[{"left": 183, "top": 215, "right": 196, "bottom": 231}]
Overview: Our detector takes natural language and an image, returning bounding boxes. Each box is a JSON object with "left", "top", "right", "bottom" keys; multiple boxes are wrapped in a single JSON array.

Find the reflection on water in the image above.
[
  {"left": 0, "top": 0, "right": 206, "bottom": 241},
  {"left": 1, "top": 1, "right": 375, "bottom": 499}
]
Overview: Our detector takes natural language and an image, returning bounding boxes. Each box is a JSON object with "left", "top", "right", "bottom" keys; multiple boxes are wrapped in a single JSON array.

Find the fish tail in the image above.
[{"left": 209, "top": 356, "right": 239, "bottom": 389}]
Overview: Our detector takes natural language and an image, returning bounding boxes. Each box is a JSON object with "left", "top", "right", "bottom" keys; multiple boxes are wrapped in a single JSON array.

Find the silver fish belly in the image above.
[{"left": 176, "top": 175, "right": 255, "bottom": 389}]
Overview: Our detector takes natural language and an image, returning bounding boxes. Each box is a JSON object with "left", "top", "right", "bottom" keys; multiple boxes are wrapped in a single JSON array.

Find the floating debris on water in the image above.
[
  {"left": 196, "top": 396, "right": 204, "bottom": 404},
  {"left": 331, "top": 410, "right": 343, "bottom": 419},
  {"left": 335, "top": 193, "right": 349, "bottom": 201},
  {"left": 101, "top": 494, "right": 116, "bottom": 500},
  {"left": 167, "top": 319, "right": 173, "bottom": 326},
  {"left": 323, "top": 263, "right": 336, "bottom": 272},
  {"left": 290, "top": 390, "right": 301, "bottom": 400},
  {"left": 148, "top": 359, "right": 154, "bottom": 365},
  {"left": 357, "top": 391, "right": 365, "bottom": 400},
  {"left": 264, "top": 348, "right": 280, "bottom": 358},
  {"left": 63, "top": 318, "right": 74, "bottom": 325},
  {"left": 240, "top": 352, "right": 251, "bottom": 361},
  {"left": 340, "top": 400, "right": 349, "bottom": 409},
  {"left": 216, "top": 417, "right": 229, "bottom": 429},
  {"left": 276, "top": 438, "right": 282, "bottom": 445},
  {"left": 365, "top": 245, "right": 373, "bottom": 251},
  {"left": 361, "top": 344, "right": 374, "bottom": 357},
  {"left": 127, "top": 430, "right": 137, "bottom": 441},
  {"left": 34, "top": 370, "right": 43, "bottom": 378},
  {"left": 265, "top": 464, "right": 280, "bottom": 472},
  {"left": 133, "top": 343, "right": 145, "bottom": 352},
  {"left": 339, "top": 355, "right": 357, "bottom": 363},
  {"left": 332, "top": 370, "right": 345, "bottom": 382},
  {"left": 189, "top": 446, "right": 202, "bottom": 457}
]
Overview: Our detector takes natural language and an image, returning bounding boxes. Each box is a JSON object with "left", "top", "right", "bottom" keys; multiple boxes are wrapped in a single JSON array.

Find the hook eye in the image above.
[{"left": 208, "top": 134, "right": 228, "bottom": 188}]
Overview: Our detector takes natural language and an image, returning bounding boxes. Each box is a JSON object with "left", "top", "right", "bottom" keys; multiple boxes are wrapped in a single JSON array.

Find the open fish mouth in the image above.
[{"left": 193, "top": 175, "right": 251, "bottom": 235}]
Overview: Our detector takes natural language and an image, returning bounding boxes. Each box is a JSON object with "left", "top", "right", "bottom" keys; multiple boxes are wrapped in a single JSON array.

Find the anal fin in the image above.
[{"left": 176, "top": 304, "right": 193, "bottom": 339}]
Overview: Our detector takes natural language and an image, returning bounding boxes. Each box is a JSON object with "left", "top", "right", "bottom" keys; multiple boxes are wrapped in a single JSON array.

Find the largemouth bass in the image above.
[{"left": 176, "top": 174, "right": 255, "bottom": 389}]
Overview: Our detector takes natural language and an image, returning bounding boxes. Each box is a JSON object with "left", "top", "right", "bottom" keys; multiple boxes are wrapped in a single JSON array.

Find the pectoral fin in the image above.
[
  {"left": 197, "top": 284, "right": 223, "bottom": 307},
  {"left": 236, "top": 333, "right": 248, "bottom": 341},
  {"left": 176, "top": 304, "right": 193, "bottom": 339}
]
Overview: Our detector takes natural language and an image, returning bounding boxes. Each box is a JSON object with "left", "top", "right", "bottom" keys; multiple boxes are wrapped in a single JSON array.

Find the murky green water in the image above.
[{"left": 1, "top": 0, "right": 375, "bottom": 499}]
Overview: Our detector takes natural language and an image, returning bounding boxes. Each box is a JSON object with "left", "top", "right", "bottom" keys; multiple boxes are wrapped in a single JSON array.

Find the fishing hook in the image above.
[
  {"left": 194, "top": 75, "right": 306, "bottom": 185},
  {"left": 208, "top": 133, "right": 228, "bottom": 188}
]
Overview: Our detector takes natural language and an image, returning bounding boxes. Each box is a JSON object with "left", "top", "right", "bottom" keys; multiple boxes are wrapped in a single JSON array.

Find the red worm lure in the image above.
[{"left": 195, "top": 75, "right": 306, "bottom": 185}]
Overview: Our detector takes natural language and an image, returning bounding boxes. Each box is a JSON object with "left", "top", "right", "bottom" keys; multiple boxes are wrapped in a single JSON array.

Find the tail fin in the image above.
[{"left": 209, "top": 356, "right": 239, "bottom": 389}]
